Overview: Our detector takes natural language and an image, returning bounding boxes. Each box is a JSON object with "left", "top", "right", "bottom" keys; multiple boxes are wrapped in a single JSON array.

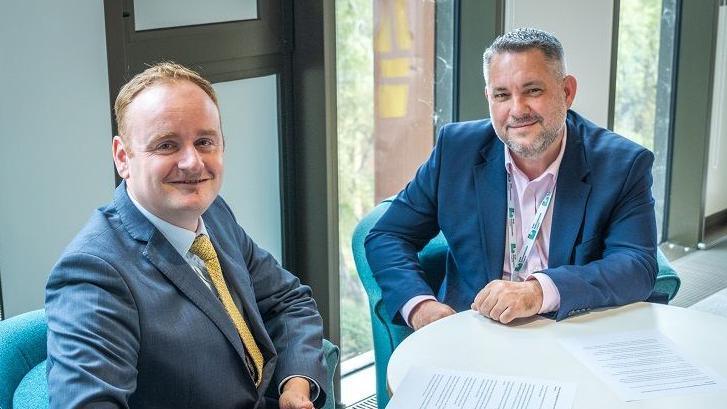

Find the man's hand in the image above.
[
  {"left": 409, "top": 300, "right": 456, "bottom": 330},
  {"left": 471, "top": 279, "right": 543, "bottom": 324},
  {"left": 279, "top": 377, "right": 314, "bottom": 409}
]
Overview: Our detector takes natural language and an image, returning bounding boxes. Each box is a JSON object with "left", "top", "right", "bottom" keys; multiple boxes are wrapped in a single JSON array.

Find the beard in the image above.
[{"left": 497, "top": 113, "right": 563, "bottom": 159}]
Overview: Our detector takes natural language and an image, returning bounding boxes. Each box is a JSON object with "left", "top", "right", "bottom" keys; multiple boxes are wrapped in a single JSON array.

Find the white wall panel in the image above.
[
  {"left": 0, "top": 1, "right": 113, "bottom": 317},
  {"left": 706, "top": 5, "right": 727, "bottom": 217},
  {"left": 214, "top": 76, "right": 282, "bottom": 262},
  {"left": 504, "top": 0, "right": 615, "bottom": 127}
]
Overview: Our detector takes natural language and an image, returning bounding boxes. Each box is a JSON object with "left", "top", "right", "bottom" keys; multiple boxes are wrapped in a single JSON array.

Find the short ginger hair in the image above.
[{"left": 114, "top": 62, "right": 219, "bottom": 137}]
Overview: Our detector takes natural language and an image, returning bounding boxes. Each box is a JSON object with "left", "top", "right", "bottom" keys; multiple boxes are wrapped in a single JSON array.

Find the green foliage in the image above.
[
  {"left": 340, "top": 297, "right": 373, "bottom": 361},
  {"left": 614, "top": 0, "right": 661, "bottom": 150},
  {"left": 336, "top": 0, "right": 376, "bottom": 360}
]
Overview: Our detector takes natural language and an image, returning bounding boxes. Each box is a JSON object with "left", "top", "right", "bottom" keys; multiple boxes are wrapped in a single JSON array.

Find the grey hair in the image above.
[{"left": 482, "top": 27, "right": 567, "bottom": 84}]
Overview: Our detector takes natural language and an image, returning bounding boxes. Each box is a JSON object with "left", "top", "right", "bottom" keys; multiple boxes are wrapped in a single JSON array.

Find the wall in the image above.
[
  {"left": 504, "top": 0, "right": 615, "bottom": 127},
  {"left": 706, "top": 4, "right": 727, "bottom": 217},
  {"left": 0, "top": 1, "right": 113, "bottom": 317},
  {"left": 0, "top": 3, "right": 287, "bottom": 318}
]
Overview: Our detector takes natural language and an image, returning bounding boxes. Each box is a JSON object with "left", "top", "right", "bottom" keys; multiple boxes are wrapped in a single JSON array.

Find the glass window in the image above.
[
  {"left": 214, "top": 76, "right": 282, "bottom": 261},
  {"left": 134, "top": 0, "right": 257, "bottom": 31},
  {"left": 613, "top": 0, "right": 678, "bottom": 241},
  {"left": 335, "top": 0, "right": 454, "bottom": 370}
]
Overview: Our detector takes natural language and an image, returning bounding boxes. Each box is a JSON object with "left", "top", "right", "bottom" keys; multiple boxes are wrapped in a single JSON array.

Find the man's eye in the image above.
[
  {"left": 494, "top": 93, "right": 509, "bottom": 100},
  {"left": 528, "top": 88, "right": 543, "bottom": 95},
  {"left": 156, "top": 142, "right": 175, "bottom": 151},
  {"left": 196, "top": 138, "right": 216, "bottom": 148}
]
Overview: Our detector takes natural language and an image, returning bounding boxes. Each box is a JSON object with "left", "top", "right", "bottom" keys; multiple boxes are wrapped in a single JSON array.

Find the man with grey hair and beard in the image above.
[{"left": 365, "top": 27, "right": 657, "bottom": 329}]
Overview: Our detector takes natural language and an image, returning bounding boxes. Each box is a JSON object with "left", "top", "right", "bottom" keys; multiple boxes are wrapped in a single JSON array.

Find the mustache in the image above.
[{"left": 507, "top": 114, "right": 543, "bottom": 127}]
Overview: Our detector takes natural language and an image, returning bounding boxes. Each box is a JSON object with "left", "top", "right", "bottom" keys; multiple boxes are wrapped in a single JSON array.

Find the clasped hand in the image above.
[
  {"left": 409, "top": 279, "right": 544, "bottom": 330},
  {"left": 471, "top": 279, "right": 543, "bottom": 324}
]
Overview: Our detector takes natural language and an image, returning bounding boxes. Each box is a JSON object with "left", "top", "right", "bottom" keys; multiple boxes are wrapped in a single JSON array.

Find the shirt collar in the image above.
[
  {"left": 127, "top": 189, "right": 208, "bottom": 258},
  {"left": 504, "top": 126, "right": 568, "bottom": 182}
]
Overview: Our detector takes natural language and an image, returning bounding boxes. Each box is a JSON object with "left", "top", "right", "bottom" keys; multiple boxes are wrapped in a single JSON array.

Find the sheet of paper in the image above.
[
  {"left": 559, "top": 330, "right": 727, "bottom": 401},
  {"left": 386, "top": 366, "right": 576, "bottom": 409}
]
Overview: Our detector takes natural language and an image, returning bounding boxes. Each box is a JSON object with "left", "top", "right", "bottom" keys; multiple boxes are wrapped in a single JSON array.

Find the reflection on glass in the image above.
[
  {"left": 134, "top": 0, "right": 257, "bottom": 31},
  {"left": 614, "top": 0, "right": 677, "bottom": 240},
  {"left": 336, "top": 0, "right": 454, "bottom": 365}
]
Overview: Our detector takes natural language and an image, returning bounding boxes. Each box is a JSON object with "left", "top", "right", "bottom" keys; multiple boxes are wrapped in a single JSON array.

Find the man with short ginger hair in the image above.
[
  {"left": 366, "top": 28, "right": 657, "bottom": 329},
  {"left": 46, "top": 62, "right": 328, "bottom": 409}
]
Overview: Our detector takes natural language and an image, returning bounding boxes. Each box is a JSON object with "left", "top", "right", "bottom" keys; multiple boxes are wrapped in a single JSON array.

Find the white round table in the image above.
[{"left": 387, "top": 302, "right": 727, "bottom": 408}]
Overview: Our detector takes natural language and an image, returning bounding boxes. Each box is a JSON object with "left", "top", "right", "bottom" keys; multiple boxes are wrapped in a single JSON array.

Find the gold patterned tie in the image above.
[{"left": 190, "top": 234, "right": 264, "bottom": 386}]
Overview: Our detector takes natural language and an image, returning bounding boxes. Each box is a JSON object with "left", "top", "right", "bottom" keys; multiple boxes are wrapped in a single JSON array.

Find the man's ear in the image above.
[
  {"left": 563, "top": 75, "right": 577, "bottom": 108},
  {"left": 484, "top": 87, "right": 495, "bottom": 108},
  {"left": 112, "top": 136, "right": 130, "bottom": 179}
]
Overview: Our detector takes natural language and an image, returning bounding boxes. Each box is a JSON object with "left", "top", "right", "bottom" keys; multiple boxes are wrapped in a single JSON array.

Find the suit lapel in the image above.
[
  {"left": 143, "top": 233, "right": 252, "bottom": 367},
  {"left": 114, "top": 183, "right": 253, "bottom": 374},
  {"left": 549, "top": 125, "right": 591, "bottom": 267},
  {"left": 473, "top": 138, "right": 507, "bottom": 283}
]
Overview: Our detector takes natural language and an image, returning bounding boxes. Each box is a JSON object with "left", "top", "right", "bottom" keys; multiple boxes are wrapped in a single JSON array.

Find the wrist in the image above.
[
  {"left": 410, "top": 299, "right": 435, "bottom": 325},
  {"left": 528, "top": 272, "right": 560, "bottom": 314},
  {"left": 282, "top": 377, "right": 311, "bottom": 399}
]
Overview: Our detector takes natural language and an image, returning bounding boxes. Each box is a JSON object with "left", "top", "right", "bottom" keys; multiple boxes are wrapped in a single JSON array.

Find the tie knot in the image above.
[{"left": 190, "top": 234, "right": 217, "bottom": 263}]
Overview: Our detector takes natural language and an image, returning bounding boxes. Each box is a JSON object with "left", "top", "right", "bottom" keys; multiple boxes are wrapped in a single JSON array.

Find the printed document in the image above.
[
  {"left": 559, "top": 330, "right": 727, "bottom": 401},
  {"left": 386, "top": 367, "right": 575, "bottom": 409}
]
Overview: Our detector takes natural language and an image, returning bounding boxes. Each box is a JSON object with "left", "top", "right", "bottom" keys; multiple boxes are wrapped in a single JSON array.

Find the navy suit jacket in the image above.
[
  {"left": 46, "top": 183, "right": 327, "bottom": 408},
  {"left": 365, "top": 110, "right": 657, "bottom": 323}
]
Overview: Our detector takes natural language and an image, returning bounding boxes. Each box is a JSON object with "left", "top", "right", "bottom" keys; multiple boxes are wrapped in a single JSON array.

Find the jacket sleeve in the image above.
[
  {"left": 225, "top": 204, "right": 327, "bottom": 407},
  {"left": 46, "top": 252, "right": 140, "bottom": 409},
  {"left": 547, "top": 148, "right": 658, "bottom": 320},
  {"left": 364, "top": 124, "right": 448, "bottom": 325}
]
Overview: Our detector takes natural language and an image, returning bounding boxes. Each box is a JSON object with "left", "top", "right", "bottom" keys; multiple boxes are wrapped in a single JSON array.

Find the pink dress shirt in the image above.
[
  {"left": 401, "top": 131, "right": 567, "bottom": 326},
  {"left": 503, "top": 130, "right": 567, "bottom": 314}
]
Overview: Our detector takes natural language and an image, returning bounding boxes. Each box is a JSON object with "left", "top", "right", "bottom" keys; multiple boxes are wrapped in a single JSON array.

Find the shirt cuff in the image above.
[
  {"left": 527, "top": 272, "right": 560, "bottom": 314},
  {"left": 401, "top": 295, "right": 437, "bottom": 328},
  {"left": 279, "top": 375, "right": 320, "bottom": 402}
]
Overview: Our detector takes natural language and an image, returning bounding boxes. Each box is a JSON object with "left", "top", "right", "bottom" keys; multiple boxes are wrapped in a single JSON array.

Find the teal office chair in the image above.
[
  {"left": 352, "top": 198, "right": 681, "bottom": 409},
  {"left": 0, "top": 310, "right": 47, "bottom": 409},
  {"left": 0, "top": 309, "right": 340, "bottom": 409}
]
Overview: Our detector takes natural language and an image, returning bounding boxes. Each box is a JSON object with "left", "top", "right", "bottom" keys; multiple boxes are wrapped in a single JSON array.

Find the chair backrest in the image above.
[
  {"left": 0, "top": 309, "right": 47, "bottom": 409},
  {"left": 353, "top": 199, "right": 447, "bottom": 408},
  {"left": 353, "top": 199, "right": 681, "bottom": 408},
  {"left": 352, "top": 199, "right": 406, "bottom": 408}
]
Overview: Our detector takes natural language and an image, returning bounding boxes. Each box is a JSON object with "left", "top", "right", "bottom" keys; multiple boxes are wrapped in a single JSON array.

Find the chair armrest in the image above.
[
  {"left": 321, "top": 339, "right": 340, "bottom": 409},
  {"left": 654, "top": 248, "right": 681, "bottom": 301},
  {"left": 0, "top": 309, "right": 48, "bottom": 409},
  {"left": 370, "top": 300, "right": 412, "bottom": 408}
]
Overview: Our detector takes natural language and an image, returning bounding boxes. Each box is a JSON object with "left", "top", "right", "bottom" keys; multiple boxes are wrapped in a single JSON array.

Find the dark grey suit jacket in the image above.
[{"left": 46, "top": 183, "right": 327, "bottom": 408}]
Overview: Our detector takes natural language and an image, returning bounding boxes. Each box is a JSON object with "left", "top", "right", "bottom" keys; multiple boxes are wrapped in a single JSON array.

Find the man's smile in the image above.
[{"left": 168, "top": 178, "right": 212, "bottom": 185}]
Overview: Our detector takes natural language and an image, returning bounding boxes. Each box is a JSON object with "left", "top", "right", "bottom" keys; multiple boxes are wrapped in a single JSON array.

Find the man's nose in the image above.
[
  {"left": 178, "top": 145, "right": 204, "bottom": 171},
  {"left": 510, "top": 95, "right": 531, "bottom": 117}
]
